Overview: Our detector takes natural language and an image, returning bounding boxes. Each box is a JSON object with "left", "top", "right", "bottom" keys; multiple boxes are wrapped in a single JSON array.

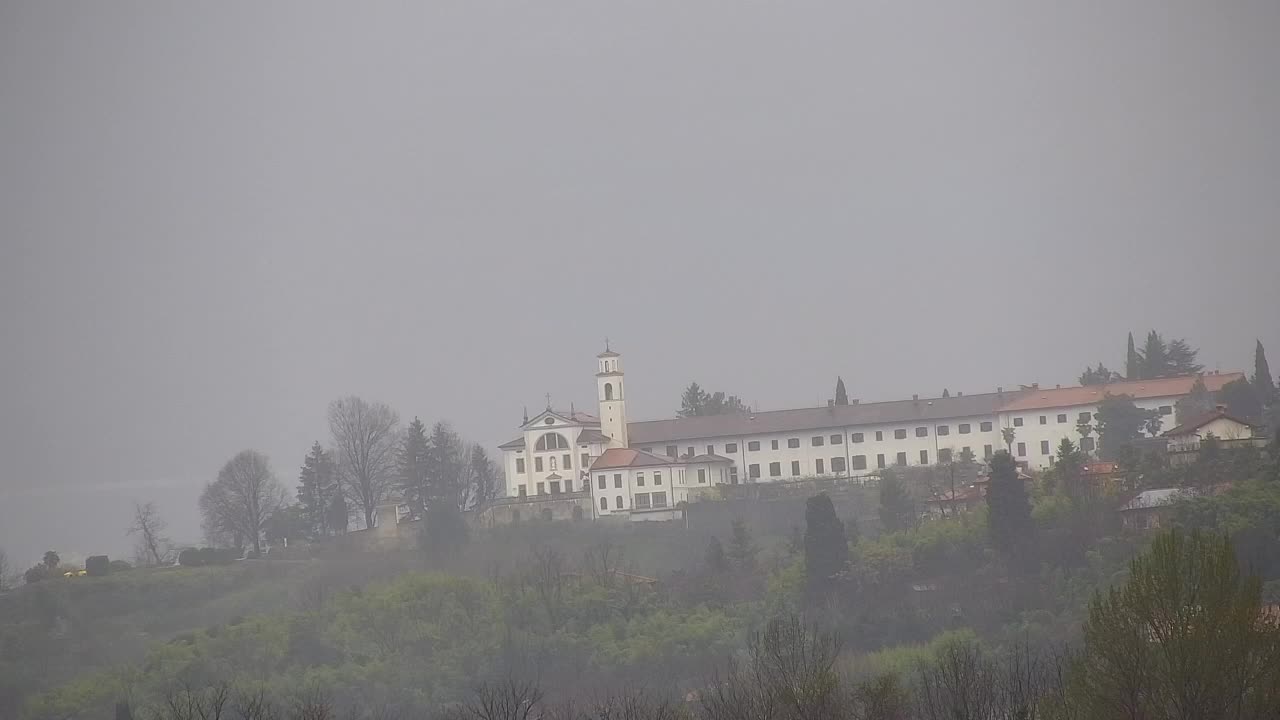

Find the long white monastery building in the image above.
[{"left": 498, "top": 348, "right": 1243, "bottom": 519}]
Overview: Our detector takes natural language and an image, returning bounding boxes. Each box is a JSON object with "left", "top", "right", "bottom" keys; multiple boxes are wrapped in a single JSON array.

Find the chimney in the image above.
[
  {"left": 997, "top": 386, "right": 1003, "bottom": 393},
  {"left": 912, "top": 394, "right": 919, "bottom": 401}
]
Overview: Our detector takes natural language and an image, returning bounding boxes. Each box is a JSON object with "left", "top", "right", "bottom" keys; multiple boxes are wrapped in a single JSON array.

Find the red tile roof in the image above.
[
  {"left": 995, "top": 373, "right": 1243, "bottom": 413},
  {"left": 589, "top": 448, "right": 682, "bottom": 471},
  {"left": 1162, "top": 408, "right": 1256, "bottom": 438}
]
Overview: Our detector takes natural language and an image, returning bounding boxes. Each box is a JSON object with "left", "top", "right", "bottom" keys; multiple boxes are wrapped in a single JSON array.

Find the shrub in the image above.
[{"left": 85, "top": 555, "right": 110, "bottom": 576}]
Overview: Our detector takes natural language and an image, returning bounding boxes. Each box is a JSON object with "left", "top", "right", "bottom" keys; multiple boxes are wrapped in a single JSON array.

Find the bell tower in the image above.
[{"left": 596, "top": 344, "right": 628, "bottom": 448}]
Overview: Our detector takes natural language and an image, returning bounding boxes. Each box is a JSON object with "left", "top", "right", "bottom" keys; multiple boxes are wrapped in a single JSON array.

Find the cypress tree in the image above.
[
  {"left": 834, "top": 377, "right": 849, "bottom": 406},
  {"left": 804, "top": 493, "right": 848, "bottom": 597},
  {"left": 398, "top": 417, "right": 432, "bottom": 516},
  {"left": 1255, "top": 340, "right": 1276, "bottom": 403},
  {"left": 1126, "top": 332, "right": 1141, "bottom": 380},
  {"left": 986, "top": 451, "right": 1033, "bottom": 559}
]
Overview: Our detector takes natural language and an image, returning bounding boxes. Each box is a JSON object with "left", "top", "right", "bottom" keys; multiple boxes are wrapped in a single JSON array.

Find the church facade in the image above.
[{"left": 497, "top": 348, "right": 1244, "bottom": 521}]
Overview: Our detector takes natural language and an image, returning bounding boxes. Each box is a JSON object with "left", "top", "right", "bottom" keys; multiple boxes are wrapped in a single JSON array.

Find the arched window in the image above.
[
  {"left": 599, "top": 497, "right": 607, "bottom": 510},
  {"left": 615, "top": 495, "right": 624, "bottom": 509},
  {"left": 604, "top": 383, "right": 614, "bottom": 401},
  {"left": 535, "top": 433, "right": 570, "bottom": 451}
]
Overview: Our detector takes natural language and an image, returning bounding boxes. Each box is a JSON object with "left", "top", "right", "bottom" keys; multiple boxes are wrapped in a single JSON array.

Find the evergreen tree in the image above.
[
  {"left": 877, "top": 469, "right": 917, "bottom": 533},
  {"left": 1126, "top": 331, "right": 1140, "bottom": 380},
  {"left": 1167, "top": 338, "right": 1203, "bottom": 375},
  {"left": 398, "top": 417, "right": 431, "bottom": 516},
  {"left": 942, "top": 388, "right": 950, "bottom": 398},
  {"left": 42, "top": 551, "right": 60, "bottom": 571},
  {"left": 834, "top": 377, "right": 849, "bottom": 406},
  {"left": 297, "top": 442, "right": 339, "bottom": 539},
  {"left": 1095, "top": 393, "right": 1153, "bottom": 460},
  {"left": 1219, "top": 377, "right": 1264, "bottom": 422},
  {"left": 726, "top": 518, "right": 759, "bottom": 570},
  {"left": 1175, "top": 375, "right": 1215, "bottom": 425},
  {"left": 1073, "top": 530, "right": 1280, "bottom": 719},
  {"left": 422, "top": 421, "right": 468, "bottom": 552},
  {"left": 1079, "top": 362, "right": 1119, "bottom": 386},
  {"left": 466, "top": 445, "right": 500, "bottom": 510},
  {"left": 1255, "top": 340, "right": 1276, "bottom": 403},
  {"left": 678, "top": 382, "right": 747, "bottom": 417},
  {"left": 1053, "top": 438, "right": 1085, "bottom": 497},
  {"left": 1140, "top": 330, "right": 1169, "bottom": 380},
  {"left": 985, "top": 451, "right": 1033, "bottom": 558},
  {"left": 705, "top": 537, "right": 729, "bottom": 573},
  {"left": 803, "top": 493, "right": 848, "bottom": 597},
  {"left": 326, "top": 494, "right": 349, "bottom": 535}
]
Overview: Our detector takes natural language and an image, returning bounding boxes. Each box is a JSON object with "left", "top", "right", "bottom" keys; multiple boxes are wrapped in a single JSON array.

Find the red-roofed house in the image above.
[{"left": 1163, "top": 405, "right": 1265, "bottom": 464}]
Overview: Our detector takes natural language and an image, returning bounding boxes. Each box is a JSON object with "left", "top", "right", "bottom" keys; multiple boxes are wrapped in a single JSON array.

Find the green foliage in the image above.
[
  {"left": 877, "top": 470, "right": 917, "bottom": 533},
  {"left": 1175, "top": 374, "right": 1215, "bottom": 426},
  {"left": 1126, "top": 331, "right": 1140, "bottom": 380},
  {"left": 1219, "top": 377, "right": 1264, "bottom": 422},
  {"left": 727, "top": 518, "right": 759, "bottom": 570},
  {"left": 705, "top": 537, "right": 728, "bottom": 573},
  {"left": 1072, "top": 529, "right": 1280, "bottom": 719},
  {"left": 1079, "top": 362, "right": 1119, "bottom": 386},
  {"left": 804, "top": 493, "right": 848, "bottom": 598},
  {"left": 177, "top": 547, "right": 240, "bottom": 566},
  {"left": 986, "top": 451, "right": 1033, "bottom": 559},
  {"left": 43, "top": 551, "right": 60, "bottom": 570},
  {"left": 835, "top": 376, "right": 849, "bottom": 405},
  {"left": 1095, "top": 393, "right": 1155, "bottom": 460},
  {"left": 398, "top": 417, "right": 432, "bottom": 515},
  {"left": 297, "top": 441, "right": 340, "bottom": 540},
  {"left": 1256, "top": 339, "right": 1277, "bottom": 404},
  {"left": 678, "top": 382, "right": 747, "bottom": 417}
]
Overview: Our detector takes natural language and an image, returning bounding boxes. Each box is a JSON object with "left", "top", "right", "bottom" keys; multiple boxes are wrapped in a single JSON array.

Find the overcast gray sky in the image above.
[{"left": 2, "top": 1, "right": 1278, "bottom": 566}]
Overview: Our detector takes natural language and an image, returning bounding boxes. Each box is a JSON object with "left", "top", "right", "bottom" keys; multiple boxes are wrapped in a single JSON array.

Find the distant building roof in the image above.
[
  {"left": 685, "top": 453, "right": 734, "bottom": 464},
  {"left": 1162, "top": 408, "right": 1256, "bottom": 438},
  {"left": 498, "top": 437, "right": 525, "bottom": 450},
  {"left": 1119, "top": 487, "right": 1195, "bottom": 512},
  {"left": 628, "top": 391, "right": 1019, "bottom": 445},
  {"left": 589, "top": 448, "right": 683, "bottom": 471},
  {"left": 576, "top": 429, "right": 611, "bottom": 444},
  {"left": 996, "top": 373, "right": 1243, "bottom": 413}
]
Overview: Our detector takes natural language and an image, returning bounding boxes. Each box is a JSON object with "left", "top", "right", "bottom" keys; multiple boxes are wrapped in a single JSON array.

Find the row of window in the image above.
[
  {"left": 1013, "top": 437, "right": 1097, "bottom": 457},
  {"left": 516, "top": 452, "right": 591, "bottom": 475},
  {"left": 742, "top": 445, "right": 1001, "bottom": 476},
  {"left": 651, "top": 422, "right": 1004, "bottom": 459},
  {"left": 597, "top": 492, "right": 667, "bottom": 511},
  {"left": 516, "top": 478, "right": 577, "bottom": 497}
]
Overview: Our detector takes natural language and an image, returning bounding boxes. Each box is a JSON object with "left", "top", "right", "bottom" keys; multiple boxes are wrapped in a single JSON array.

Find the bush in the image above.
[
  {"left": 85, "top": 555, "right": 110, "bottom": 576},
  {"left": 24, "top": 566, "right": 48, "bottom": 584},
  {"left": 177, "top": 547, "right": 241, "bottom": 567}
]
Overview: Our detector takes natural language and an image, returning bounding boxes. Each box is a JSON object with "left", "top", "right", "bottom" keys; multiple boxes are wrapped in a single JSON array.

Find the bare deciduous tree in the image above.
[
  {"left": 199, "top": 450, "right": 288, "bottom": 554},
  {"left": 327, "top": 396, "right": 400, "bottom": 530},
  {"left": 127, "top": 501, "right": 172, "bottom": 566}
]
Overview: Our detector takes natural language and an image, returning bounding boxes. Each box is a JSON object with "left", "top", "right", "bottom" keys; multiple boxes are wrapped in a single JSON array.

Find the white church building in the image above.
[{"left": 497, "top": 348, "right": 1244, "bottom": 520}]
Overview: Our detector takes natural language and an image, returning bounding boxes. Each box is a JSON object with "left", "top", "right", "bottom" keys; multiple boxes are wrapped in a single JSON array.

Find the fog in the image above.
[{"left": 2, "top": 0, "right": 1278, "bottom": 568}]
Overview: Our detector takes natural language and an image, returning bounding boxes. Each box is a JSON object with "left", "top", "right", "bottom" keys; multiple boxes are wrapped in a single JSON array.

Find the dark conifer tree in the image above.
[
  {"left": 1255, "top": 340, "right": 1276, "bottom": 403},
  {"left": 804, "top": 493, "right": 848, "bottom": 598},
  {"left": 297, "top": 442, "right": 339, "bottom": 539},
  {"left": 835, "top": 377, "right": 849, "bottom": 405},
  {"left": 986, "top": 451, "right": 1033, "bottom": 559}
]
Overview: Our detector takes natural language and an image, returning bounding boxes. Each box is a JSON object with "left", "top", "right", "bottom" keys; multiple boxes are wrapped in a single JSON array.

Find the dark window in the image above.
[
  {"left": 980, "top": 421, "right": 993, "bottom": 432},
  {"left": 666, "top": 445, "right": 677, "bottom": 457},
  {"left": 550, "top": 481, "right": 561, "bottom": 494},
  {"left": 812, "top": 436, "right": 825, "bottom": 447},
  {"left": 791, "top": 460, "right": 801, "bottom": 476},
  {"left": 749, "top": 463, "right": 760, "bottom": 479},
  {"left": 580, "top": 452, "right": 589, "bottom": 468},
  {"left": 726, "top": 443, "right": 738, "bottom": 454},
  {"left": 830, "top": 434, "right": 843, "bottom": 444},
  {"left": 698, "top": 469, "right": 706, "bottom": 483},
  {"left": 516, "top": 458, "right": 526, "bottom": 473},
  {"left": 1013, "top": 417, "right": 1024, "bottom": 427},
  {"left": 1081, "top": 436, "right": 1096, "bottom": 451},
  {"left": 788, "top": 438, "right": 800, "bottom": 448},
  {"left": 1039, "top": 415, "right": 1047, "bottom": 425},
  {"left": 636, "top": 473, "right": 645, "bottom": 487},
  {"left": 1079, "top": 412, "right": 1092, "bottom": 423},
  {"left": 687, "top": 446, "right": 695, "bottom": 457},
  {"left": 831, "top": 457, "right": 846, "bottom": 473},
  {"left": 896, "top": 452, "right": 907, "bottom": 466},
  {"left": 652, "top": 492, "right": 668, "bottom": 508},
  {"left": 894, "top": 429, "right": 908, "bottom": 440},
  {"left": 876, "top": 431, "right": 884, "bottom": 441},
  {"left": 1017, "top": 442, "right": 1026, "bottom": 456},
  {"left": 939, "top": 448, "right": 952, "bottom": 463},
  {"left": 535, "top": 457, "right": 544, "bottom": 472},
  {"left": 769, "top": 462, "right": 781, "bottom": 477},
  {"left": 877, "top": 454, "right": 886, "bottom": 469},
  {"left": 937, "top": 425, "right": 950, "bottom": 436},
  {"left": 748, "top": 441, "right": 761, "bottom": 451},
  {"left": 771, "top": 439, "right": 779, "bottom": 450},
  {"left": 614, "top": 474, "right": 622, "bottom": 489},
  {"left": 706, "top": 445, "right": 714, "bottom": 455},
  {"left": 565, "top": 479, "right": 573, "bottom": 492},
  {"left": 851, "top": 432, "right": 865, "bottom": 443},
  {"left": 730, "top": 466, "right": 738, "bottom": 483},
  {"left": 654, "top": 472, "right": 662, "bottom": 486},
  {"left": 598, "top": 475, "right": 606, "bottom": 490},
  {"left": 984, "top": 444, "right": 993, "bottom": 459},
  {"left": 916, "top": 427, "right": 928, "bottom": 437},
  {"left": 600, "top": 497, "right": 607, "bottom": 510},
  {"left": 1159, "top": 405, "right": 1172, "bottom": 416},
  {"left": 615, "top": 495, "right": 624, "bottom": 509},
  {"left": 536, "top": 482, "right": 545, "bottom": 494},
  {"left": 815, "top": 459, "right": 825, "bottom": 474},
  {"left": 518, "top": 485, "right": 527, "bottom": 497},
  {"left": 1041, "top": 440, "right": 1050, "bottom": 455},
  {"left": 1057, "top": 414, "right": 1067, "bottom": 424},
  {"left": 635, "top": 493, "right": 650, "bottom": 509},
  {"left": 919, "top": 450, "right": 929, "bottom": 464},
  {"left": 563, "top": 454, "right": 572, "bottom": 469},
  {"left": 852, "top": 455, "right": 867, "bottom": 470},
  {"left": 536, "top": 433, "right": 570, "bottom": 451},
  {"left": 959, "top": 424, "right": 971, "bottom": 434}
]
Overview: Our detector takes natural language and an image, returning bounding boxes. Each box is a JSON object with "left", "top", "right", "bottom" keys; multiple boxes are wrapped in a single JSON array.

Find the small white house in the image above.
[{"left": 1162, "top": 406, "right": 1261, "bottom": 459}]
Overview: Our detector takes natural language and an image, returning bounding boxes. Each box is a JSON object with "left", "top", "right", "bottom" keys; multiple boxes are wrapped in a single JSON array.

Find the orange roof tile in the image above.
[
  {"left": 996, "top": 373, "right": 1243, "bottom": 413},
  {"left": 588, "top": 448, "right": 681, "bottom": 471}
]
